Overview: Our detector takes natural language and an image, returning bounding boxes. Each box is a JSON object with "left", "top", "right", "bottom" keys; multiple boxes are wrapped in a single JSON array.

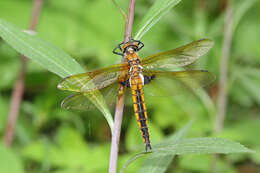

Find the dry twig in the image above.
[{"left": 4, "top": 0, "right": 44, "bottom": 147}]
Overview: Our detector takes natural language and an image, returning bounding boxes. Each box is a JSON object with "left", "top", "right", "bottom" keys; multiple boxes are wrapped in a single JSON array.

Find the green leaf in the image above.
[
  {"left": 152, "top": 137, "right": 252, "bottom": 155},
  {"left": 120, "top": 121, "right": 192, "bottom": 173},
  {"left": 0, "top": 143, "right": 25, "bottom": 173},
  {"left": 238, "top": 73, "right": 260, "bottom": 105},
  {"left": 163, "top": 120, "right": 193, "bottom": 143},
  {"left": 125, "top": 118, "right": 163, "bottom": 151},
  {"left": 137, "top": 121, "right": 193, "bottom": 173},
  {"left": 121, "top": 137, "right": 252, "bottom": 173},
  {"left": 0, "top": 19, "right": 114, "bottom": 131},
  {"left": 22, "top": 126, "right": 110, "bottom": 172},
  {"left": 0, "top": 19, "right": 83, "bottom": 77},
  {"left": 208, "top": 0, "right": 257, "bottom": 38},
  {"left": 134, "top": 0, "right": 182, "bottom": 40},
  {"left": 179, "top": 155, "right": 237, "bottom": 173},
  {"left": 233, "top": 0, "right": 258, "bottom": 32},
  {"left": 0, "top": 96, "right": 9, "bottom": 132}
]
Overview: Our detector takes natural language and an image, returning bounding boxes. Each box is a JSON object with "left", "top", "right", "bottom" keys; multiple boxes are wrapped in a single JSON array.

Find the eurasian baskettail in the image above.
[{"left": 58, "top": 39, "right": 215, "bottom": 151}]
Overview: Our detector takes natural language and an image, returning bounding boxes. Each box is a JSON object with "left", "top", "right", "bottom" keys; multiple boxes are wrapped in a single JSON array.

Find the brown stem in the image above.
[
  {"left": 4, "top": 56, "right": 26, "bottom": 146},
  {"left": 109, "top": 0, "right": 136, "bottom": 173},
  {"left": 211, "top": 1, "right": 233, "bottom": 172},
  {"left": 3, "top": 0, "right": 44, "bottom": 147},
  {"left": 29, "top": 0, "right": 43, "bottom": 31},
  {"left": 214, "top": 0, "right": 233, "bottom": 133},
  {"left": 124, "top": 0, "right": 136, "bottom": 42}
]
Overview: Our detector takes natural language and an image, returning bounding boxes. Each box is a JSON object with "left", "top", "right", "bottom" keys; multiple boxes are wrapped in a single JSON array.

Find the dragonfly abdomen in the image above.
[{"left": 131, "top": 81, "right": 151, "bottom": 151}]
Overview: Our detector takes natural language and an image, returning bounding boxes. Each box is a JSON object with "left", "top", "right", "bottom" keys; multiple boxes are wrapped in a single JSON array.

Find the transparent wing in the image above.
[
  {"left": 143, "top": 69, "right": 215, "bottom": 96},
  {"left": 141, "top": 39, "right": 214, "bottom": 70},
  {"left": 61, "top": 83, "right": 119, "bottom": 110},
  {"left": 58, "top": 63, "right": 128, "bottom": 92}
]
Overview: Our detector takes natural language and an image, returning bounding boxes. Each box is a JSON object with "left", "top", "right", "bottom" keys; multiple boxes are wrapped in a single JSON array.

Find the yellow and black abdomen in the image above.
[{"left": 130, "top": 77, "right": 151, "bottom": 151}]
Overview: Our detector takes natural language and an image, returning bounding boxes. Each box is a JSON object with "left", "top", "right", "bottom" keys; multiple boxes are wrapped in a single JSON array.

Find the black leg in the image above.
[
  {"left": 120, "top": 79, "right": 130, "bottom": 88},
  {"left": 112, "top": 47, "right": 123, "bottom": 56},
  {"left": 145, "top": 143, "right": 152, "bottom": 152},
  {"left": 112, "top": 41, "right": 124, "bottom": 56},
  {"left": 144, "top": 75, "right": 155, "bottom": 85},
  {"left": 113, "top": 40, "right": 144, "bottom": 55},
  {"left": 131, "top": 39, "right": 144, "bottom": 51}
]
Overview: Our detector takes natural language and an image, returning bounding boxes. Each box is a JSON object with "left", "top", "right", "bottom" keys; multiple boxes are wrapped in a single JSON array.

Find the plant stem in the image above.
[
  {"left": 3, "top": 0, "right": 44, "bottom": 147},
  {"left": 109, "top": 0, "right": 136, "bottom": 173},
  {"left": 124, "top": 0, "right": 136, "bottom": 42},
  {"left": 214, "top": 0, "right": 233, "bottom": 133},
  {"left": 211, "top": 1, "right": 233, "bottom": 172}
]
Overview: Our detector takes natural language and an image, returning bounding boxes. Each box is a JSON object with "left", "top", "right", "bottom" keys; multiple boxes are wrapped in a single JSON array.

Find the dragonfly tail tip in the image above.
[{"left": 145, "top": 143, "right": 152, "bottom": 152}]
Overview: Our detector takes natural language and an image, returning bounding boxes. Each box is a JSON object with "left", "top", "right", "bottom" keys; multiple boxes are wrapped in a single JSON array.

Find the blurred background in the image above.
[{"left": 0, "top": 0, "right": 260, "bottom": 172}]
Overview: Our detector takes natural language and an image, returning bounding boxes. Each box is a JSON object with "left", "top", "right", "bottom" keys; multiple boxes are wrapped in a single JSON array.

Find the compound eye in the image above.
[
  {"left": 128, "top": 60, "right": 132, "bottom": 65},
  {"left": 136, "top": 59, "right": 140, "bottom": 63}
]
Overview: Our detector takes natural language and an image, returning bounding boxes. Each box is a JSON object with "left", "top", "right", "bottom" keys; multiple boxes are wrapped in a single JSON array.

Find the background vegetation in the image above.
[{"left": 0, "top": 0, "right": 259, "bottom": 172}]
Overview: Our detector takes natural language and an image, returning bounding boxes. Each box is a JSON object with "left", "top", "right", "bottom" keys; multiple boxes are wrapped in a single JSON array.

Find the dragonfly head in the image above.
[
  {"left": 123, "top": 42, "right": 139, "bottom": 54},
  {"left": 113, "top": 39, "right": 144, "bottom": 56}
]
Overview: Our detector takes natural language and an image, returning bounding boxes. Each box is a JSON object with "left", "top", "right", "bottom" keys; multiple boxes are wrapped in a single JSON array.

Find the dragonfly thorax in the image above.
[
  {"left": 129, "top": 64, "right": 144, "bottom": 87},
  {"left": 124, "top": 46, "right": 138, "bottom": 54},
  {"left": 122, "top": 41, "right": 139, "bottom": 53}
]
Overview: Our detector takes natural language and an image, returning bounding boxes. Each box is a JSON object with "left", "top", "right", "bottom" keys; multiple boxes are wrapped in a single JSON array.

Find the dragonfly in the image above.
[{"left": 57, "top": 39, "right": 215, "bottom": 151}]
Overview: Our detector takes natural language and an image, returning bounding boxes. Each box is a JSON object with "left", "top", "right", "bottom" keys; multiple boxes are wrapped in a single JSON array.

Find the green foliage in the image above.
[
  {"left": 134, "top": 0, "right": 182, "bottom": 40},
  {"left": 178, "top": 155, "right": 237, "bottom": 173},
  {"left": 151, "top": 138, "right": 252, "bottom": 154},
  {"left": 0, "top": 18, "right": 114, "bottom": 132},
  {"left": 0, "top": 19, "right": 84, "bottom": 78},
  {"left": 122, "top": 121, "right": 192, "bottom": 173},
  {"left": 121, "top": 121, "right": 251, "bottom": 173},
  {"left": 0, "top": 144, "right": 25, "bottom": 173},
  {"left": 125, "top": 118, "right": 164, "bottom": 151},
  {"left": 0, "top": 0, "right": 259, "bottom": 173},
  {"left": 22, "top": 126, "right": 110, "bottom": 172}
]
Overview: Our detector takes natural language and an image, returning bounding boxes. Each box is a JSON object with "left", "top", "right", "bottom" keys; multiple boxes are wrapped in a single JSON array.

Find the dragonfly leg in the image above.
[
  {"left": 131, "top": 39, "right": 144, "bottom": 51},
  {"left": 112, "top": 41, "right": 124, "bottom": 56},
  {"left": 145, "top": 142, "right": 152, "bottom": 152},
  {"left": 113, "top": 40, "right": 144, "bottom": 55},
  {"left": 144, "top": 75, "right": 156, "bottom": 85},
  {"left": 120, "top": 79, "right": 130, "bottom": 88}
]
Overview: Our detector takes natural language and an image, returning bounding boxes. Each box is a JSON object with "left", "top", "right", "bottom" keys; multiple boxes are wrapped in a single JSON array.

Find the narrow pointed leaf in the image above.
[
  {"left": 120, "top": 121, "right": 193, "bottom": 173},
  {"left": 121, "top": 137, "right": 252, "bottom": 173},
  {"left": 137, "top": 121, "right": 193, "bottom": 173},
  {"left": 134, "top": 0, "right": 182, "bottom": 40},
  {"left": 0, "top": 19, "right": 83, "bottom": 78},
  {"left": 233, "top": 0, "right": 258, "bottom": 32},
  {"left": 152, "top": 138, "right": 252, "bottom": 155},
  {"left": 0, "top": 19, "right": 114, "bottom": 131}
]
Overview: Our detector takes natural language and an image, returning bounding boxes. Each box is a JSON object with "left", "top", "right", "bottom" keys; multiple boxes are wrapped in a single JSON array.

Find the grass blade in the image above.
[
  {"left": 137, "top": 121, "right": 193, "bottom": 173},
  {"left": 121, "top": 137, "right": 252, "bottom": 173},
  {"left": 152, "top": 137, "right": 253, "bottom": 155},
  {"left": 0, "top": 19, "right": 114, "bottom": 131},
  {"left": 0, "top": 19, "right": 83, "bottom": 78},
  {"left": 134, "top": 0, "right": 182, "bottom": 40},
  {"left": 120, "top": 121, "right": 193, "bottom": 173},
  {"left": 233, "top": 0, "right": 258, "bottom": 32}
]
